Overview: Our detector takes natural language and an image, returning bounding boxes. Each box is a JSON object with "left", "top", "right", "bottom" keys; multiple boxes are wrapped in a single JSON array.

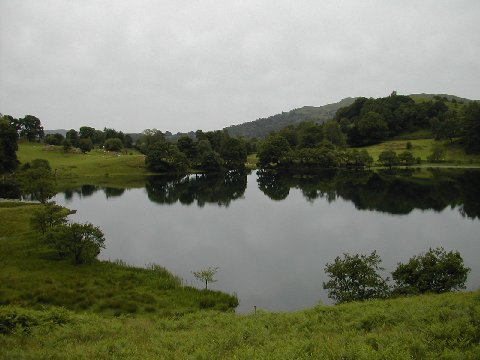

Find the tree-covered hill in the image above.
[{"left": 223, "top": 97, "right": 356, "bottom": 138}]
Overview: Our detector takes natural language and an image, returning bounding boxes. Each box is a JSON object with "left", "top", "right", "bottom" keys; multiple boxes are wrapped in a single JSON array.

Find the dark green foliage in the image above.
[
  {"left": 463, "top": 101, "right": 480, "bottom": 153},
  {"left": 65, "top": 129, "right": 79, "bottom": 147},
  {"left": 18, "top": 160, "right": 56, "bottom": 203},
  {"left": 323, "top": 251, "right": 390, "bottom": 303},
  {"left": 0, "top": 117, "right": 19, "bottom": 173},
  {"left": 17, "top": 115, "right": 44, "bottom": 141},
  {"left": 219, "top": 137, "right": 247, "bottom": 169},
  {"left": 177, "top": 136, "right": 198, "bottom": 160},
  {"left": 398, "top": 151, "right": 415, "bottom": 166},
  {"left": 44, "top": 133, "right": 65, "bottom": 146},
  {"left": 257, "top": 135, "right": 291, "bottom": 167},
  {"left": 427, "top": 144, "right": 446, "bottom": 162},
  {"left": 78, "top": 138, "right": 93, "bottom": 153},
  {"left": 145, "top": 141, "right": 189, "bottom": 173},
  {"left": 46, "top": 222, "right": 106, "bottom": 264},
  {"left": 378, "top": 150, "right": 399, "bottom": 169},
  {"left": 344, "top": 149, "right": 373, "bottom": 169},
  {"left": 357, "top": 112, "right": 389, "bottom": 144},
  {"left": 323, "top": 120, "right": 346, "bottom": 147},
  {"left": 199, "top": 150, "right": 224, "bottom": 172},
  {"left": 103, "top": 138, "right": 123, "bottom": 151},
  {"left": 62, "top": 138, "right": 72, "bottom": 152},
  {"left": 79, "top": 126, "right": 96, "bottom": 140},
  {"left": 392, "top": 247, "right": 470, "bottom": 294}
]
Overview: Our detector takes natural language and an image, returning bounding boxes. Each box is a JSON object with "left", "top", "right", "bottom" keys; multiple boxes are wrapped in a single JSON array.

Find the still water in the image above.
[{"left": 54, "top": 169, "right": 480, "bottom": 313}]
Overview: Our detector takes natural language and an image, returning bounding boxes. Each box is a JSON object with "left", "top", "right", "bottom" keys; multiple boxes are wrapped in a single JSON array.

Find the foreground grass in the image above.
[
  {"left": 1, "top": 290, "right": 479, "bottom": 359},
  {"left": 0, "top": 202, "right": 238, "bottom": 317},
  {"left": 17, "top": 142, "right": 152, "bottom": 189}
]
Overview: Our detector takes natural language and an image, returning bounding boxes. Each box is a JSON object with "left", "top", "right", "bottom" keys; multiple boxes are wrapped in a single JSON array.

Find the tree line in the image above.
[
  {"left": 139, "top": 129, "right": 255, "bottom": 173},
  {"left": 323, "top": 247, "right": 470, "bottom": 304}
]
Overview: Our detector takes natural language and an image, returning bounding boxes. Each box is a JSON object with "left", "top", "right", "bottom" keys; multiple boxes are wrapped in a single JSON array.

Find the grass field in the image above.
[
  {"left": 357, "top": 138, "right": 480, "bottom": 165},
  {"left": 16, "top": 142, "right": 152, "bottom": 189}
]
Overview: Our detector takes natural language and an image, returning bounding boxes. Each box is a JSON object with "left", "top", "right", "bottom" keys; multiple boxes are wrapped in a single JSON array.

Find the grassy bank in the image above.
[
  {"left": 356, "top": 138, "right": 480, "bottom": 166},
  {"left": 0, "top": 202, "right": 238, "bottom": 317},
  {"left": 1, "top": 288, "right": 479, "bottom": 359},
  {"left": 16, "top": 142, "right": 153, "bottom": 190}
]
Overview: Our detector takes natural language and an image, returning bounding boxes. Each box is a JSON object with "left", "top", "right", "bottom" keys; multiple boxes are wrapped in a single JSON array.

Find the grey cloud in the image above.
[{"left": 1, "top": 0, "right": 479, "bottom": 132}]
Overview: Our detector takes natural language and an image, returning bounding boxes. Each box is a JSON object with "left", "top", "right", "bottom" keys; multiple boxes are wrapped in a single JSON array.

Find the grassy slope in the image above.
[
  {"left": 358, "top": 138, "right": 480, "bottom": 165},
  {"left": 0, "top": 202, "right": 237, "bottom": 318},
  {"left": 16, "top": 142, "right": 152, "bottom": 189}
]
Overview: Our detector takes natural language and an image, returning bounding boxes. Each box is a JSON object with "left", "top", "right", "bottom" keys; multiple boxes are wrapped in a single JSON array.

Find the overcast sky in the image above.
[{"left": 1, "top": 1, "right": 479, "bottom": 133}]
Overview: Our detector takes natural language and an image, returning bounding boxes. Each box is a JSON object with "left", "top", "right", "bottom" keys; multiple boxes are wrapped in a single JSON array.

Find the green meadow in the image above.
[{"left": 16, "top": 141, "right": 152, "bottom": 190}]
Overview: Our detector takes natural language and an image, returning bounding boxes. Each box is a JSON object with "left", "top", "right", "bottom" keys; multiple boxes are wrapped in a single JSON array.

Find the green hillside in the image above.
[{"left": 224, "top": 97, "right": 356, "bottom": 138}]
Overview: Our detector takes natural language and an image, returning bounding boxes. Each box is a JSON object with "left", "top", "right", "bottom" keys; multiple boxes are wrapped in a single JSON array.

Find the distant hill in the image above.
[{"left": 223, "top": 97, "right": 356, "bottom": 138}]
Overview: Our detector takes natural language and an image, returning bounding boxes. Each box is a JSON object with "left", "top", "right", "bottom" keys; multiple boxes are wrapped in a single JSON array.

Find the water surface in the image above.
[{"left": 54, "top": 169, "right": 480, "bottom": 312}]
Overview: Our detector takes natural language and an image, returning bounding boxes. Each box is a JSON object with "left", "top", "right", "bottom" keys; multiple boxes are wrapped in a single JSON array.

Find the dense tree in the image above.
[
  {"left": 398, "top": 151, "right": 416, "bottom": 166},
  {"left": 378, "top": 150, "right": 399, "bottom": 169},
  {"left": 323, "top": 121, "right": 346, "bottom": 147},
  {"left": 199, "top": 150, "right": 224, "bottom": 172},
  {"left": 18, "top": 115, "right": 44, "bottom": 141},
  {"left": 297, "top": 122, "right": 324, "bottom": 148},
  {"left": 0, "top": 117, "right": 19, "bottom": 173},
  {"left": 392, "top": 247, "right": 470, "bottom": 294},
  {"left": 177, "top": 136, "right": 198, "bottom": 160},
  {"left": 220, "top": 137, "right": 247, "bottom": 169},
  {"left": 136, "top": 129, "right": 165, "bottom": 154},
  {"left": 323, "top": 251, "right": 390, "bottom": 303},
  {"left": 463, "top": 101, "right": 480, "bottom": 153},
  {"left": 46, "top": 222, "right": 105, "bottom": 264},
  {"left": 65, "top": 129, "right": 79, "bottom": 147},
  {"left": 258, "top": 135, "right": 291, "bottom": 168},
  {"left": 79, "top": 126, "right": 96, "bottom": 140},
  {"left": 18, "top": 160, "right": 56, "bottom": 203},
  {"left": 104, "top": 138, "right": 123, "bottom": 151},
  {"left": 78, "top": 138, "right": 93, "bottom": 153},
  {"left": 357, "top": 112, "right": 389, "bottom": 144},
  {"left": 344, "top": 149, "right": 373, "bottom": 169},
  {"left": 44, "top": 133, "right": 65, "bottom": 146},
  {"left": 145, "top": 141, "right": 189, "bottom": 173}
]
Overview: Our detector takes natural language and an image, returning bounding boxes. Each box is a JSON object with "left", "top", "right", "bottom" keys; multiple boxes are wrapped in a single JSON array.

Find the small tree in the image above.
[
  {"left": 46, "top": 222, "right": 105, "bottom": 264},
  {"left": 427, "top": 144, "right": 446, "bottom": 163},
  {"left": 30, "top": 202, "right": 71, "bottom": 235},
  {"left": 392, "top": 247, "right": 470, "bottom": 295},
  {"left": 323, "top": 251, "right": 389, "bottom": 303},
  {"left": 193, "top": 266, "right": 219, "bottom": 290},
  {"left": 398, "top": 150, "right": 415, "bottom": 166},
  {"left": 378, "top": 150, "right": 399, "bottom": 169}
]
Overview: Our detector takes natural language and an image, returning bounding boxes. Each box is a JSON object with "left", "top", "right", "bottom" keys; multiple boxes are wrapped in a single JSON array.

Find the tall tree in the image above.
[
  {"left": 19, "top": 115, "right": 44, "bottom": 141},
  {"left": 0, "top": 117, "right": 19, "bottom": 173}
]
